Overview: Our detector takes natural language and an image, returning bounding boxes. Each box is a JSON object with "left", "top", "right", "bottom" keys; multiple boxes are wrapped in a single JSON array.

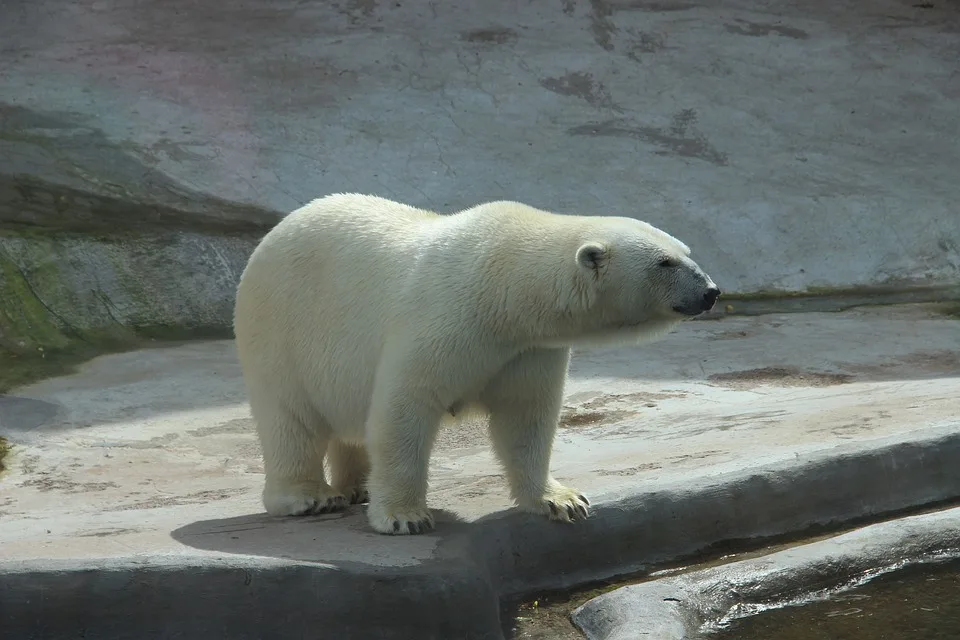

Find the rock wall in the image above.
[{"left": 2, "top": 0, "right": 959, "bottom": 352}]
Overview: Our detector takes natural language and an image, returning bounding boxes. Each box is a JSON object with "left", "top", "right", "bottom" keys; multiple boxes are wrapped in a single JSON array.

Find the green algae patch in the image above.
[
  {"left": 0, "top": 325, "right": 233, "bottom": 395},
  {"left": 0, "top": 435, "right": 10, "bottom": 473},
  {"left": 934, "top": 302, "right": 960, "bottom": 320},
  {"left": 1, "top": 343, "right": 106, "bottom": 394},
  {"left": 2, "top": 250, "right": 112, "bottom": 389},
  {"left": 0, "top": 246, "right": 73, "bottom": 353},
  {"left": 719, "top": 283, "right": 960, "bottom": 316},
  {"left": 0, "top": 238, "right": 132, "bottom": 392},
  {"left": 0, "top": 349, "right": 75, "bottom": 394},
  {"left": 723, "top": 283, "right": 959, "bottom": 303},
  {"left": 0, "top": 327, "right": 232, "bottom": 395},
  {"left": 0, "top": 236, "right": 232, "bottom": 393},
  {"left": 0, "top": 251, "right": 95, "bottom": 391}
]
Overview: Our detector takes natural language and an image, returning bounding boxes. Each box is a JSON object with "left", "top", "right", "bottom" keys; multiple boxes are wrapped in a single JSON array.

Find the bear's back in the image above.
[{"left": 234, "top": 194, "right": 446, "bottom": 428}]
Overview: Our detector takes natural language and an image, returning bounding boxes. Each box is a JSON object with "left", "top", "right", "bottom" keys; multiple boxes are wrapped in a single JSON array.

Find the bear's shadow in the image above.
[
  {"left": 171, "top": 501, "right": 606, "bottom": 583},
  {"left": 171, "top": 505, "right": 477, "bottom": 567}
]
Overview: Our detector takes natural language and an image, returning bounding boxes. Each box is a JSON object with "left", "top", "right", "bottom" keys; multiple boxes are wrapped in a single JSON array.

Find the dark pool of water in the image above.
[{"left": 712, "top": 558, "right": 960, "bottom": 640}]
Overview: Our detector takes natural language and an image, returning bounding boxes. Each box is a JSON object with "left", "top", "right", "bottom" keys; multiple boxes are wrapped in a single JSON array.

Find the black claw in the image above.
[
  {"left": 548, "top": 501, "right": 558, "bottom": 516},
  {"left": 578, "top": 494, "right": 590, "bottom": 506},
  {"left": 577, "top": 504, "right": 588, "bottom": 519},
  {"left": 408, "top": 521, "right": 418, "bottom": 535},
  {"left": 393, "top": 520, "right": 400, "bottom": 532},
  {"left": 566, "top": 505, "right": 576, "bottom": 520}
]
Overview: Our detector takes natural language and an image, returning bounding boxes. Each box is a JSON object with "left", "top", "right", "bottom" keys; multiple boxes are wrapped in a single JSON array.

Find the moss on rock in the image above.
[
  {"left": 0, "top": 233, "right": 224, "bottom": 393},
  {"left": 0, "top": 247, "right": 73, "bottom": 354},
  {"left": 0, "top": 435, "right": 9, "bottom": 473}
]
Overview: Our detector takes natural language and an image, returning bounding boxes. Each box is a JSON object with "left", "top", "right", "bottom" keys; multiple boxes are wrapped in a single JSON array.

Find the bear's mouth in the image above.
[{"left": 672, "top": 305, "right": 704, "bottom": 317}]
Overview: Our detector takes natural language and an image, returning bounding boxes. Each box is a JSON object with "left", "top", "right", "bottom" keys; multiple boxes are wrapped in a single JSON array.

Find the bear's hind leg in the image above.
[
  {"left": 482, "top": 348, "right": 590, "bottom": 524},
  {"left": 252, "top": 398, "right": 348, "bottom": 516},
  {"left": 328, "top": 439, "right": 370, "bottom": 505}
]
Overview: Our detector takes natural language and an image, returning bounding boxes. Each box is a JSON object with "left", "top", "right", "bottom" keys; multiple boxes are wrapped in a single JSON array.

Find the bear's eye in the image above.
[{"left": 658, "top": 258, "right": 675, "bottom": 268}]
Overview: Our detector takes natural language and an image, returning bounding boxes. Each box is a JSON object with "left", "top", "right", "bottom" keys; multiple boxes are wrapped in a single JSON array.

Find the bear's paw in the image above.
[
  {"left": 342, "top": 486, "right": 370, "bottom": 505},
  {"left": 367, "top": 503, "right": 435, "bottom": 535},
  {"left": 263, "top": 483, "right": 350, "bottom": 517},
  {"left": 520, "top": 484, "right": 590, "bottom": 523}
]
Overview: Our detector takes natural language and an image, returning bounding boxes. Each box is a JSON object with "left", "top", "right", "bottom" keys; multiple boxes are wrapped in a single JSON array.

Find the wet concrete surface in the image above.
[
  {"left": 573, "top": 506, "right": 960, "bottom": 639},
  {"left": 711, "top": 556, "right": 960, "bottom": 640}
]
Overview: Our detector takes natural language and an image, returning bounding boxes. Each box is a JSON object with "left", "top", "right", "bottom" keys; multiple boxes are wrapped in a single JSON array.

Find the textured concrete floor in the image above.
[
  {"left": 2, "top": 0, "right": 959, "bottom": 294},
  {"left": 0, "top": 305, "right": 958, "bottom": 639},
  {"left": 2, "top": 304, "right": 957, "bottom": 562}
]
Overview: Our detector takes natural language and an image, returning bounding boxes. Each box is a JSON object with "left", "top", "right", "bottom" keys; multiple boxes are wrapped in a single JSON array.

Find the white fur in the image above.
[{"left": 233, "top": 194, "right": 716, "bottom": 535}]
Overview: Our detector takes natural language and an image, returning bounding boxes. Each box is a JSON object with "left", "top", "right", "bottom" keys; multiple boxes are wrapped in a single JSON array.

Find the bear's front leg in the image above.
[
  {"left": 482, "top": 348, "right": 591, "bottom": 524},
  {"left": 365, "top": 396, "right": 442, "bottom": 535}
]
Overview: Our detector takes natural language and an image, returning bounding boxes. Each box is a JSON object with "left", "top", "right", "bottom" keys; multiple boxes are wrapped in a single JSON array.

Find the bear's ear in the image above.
[{"left": 576, "top": 242, "right": 608, "bottom": 272}]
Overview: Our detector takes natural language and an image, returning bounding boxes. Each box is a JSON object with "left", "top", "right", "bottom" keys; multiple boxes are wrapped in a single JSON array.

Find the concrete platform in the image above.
[{"left": 1, "top": 304, "right": 958, "bottom": 638}]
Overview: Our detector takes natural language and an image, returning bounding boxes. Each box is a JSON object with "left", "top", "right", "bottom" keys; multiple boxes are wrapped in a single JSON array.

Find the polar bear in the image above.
[{"left": 233, "top": 194, "right": 719, "bottom": 535}]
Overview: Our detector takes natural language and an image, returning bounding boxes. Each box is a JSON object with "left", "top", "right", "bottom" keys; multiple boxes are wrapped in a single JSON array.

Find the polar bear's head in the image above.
[{"left": 570, "top": 216, "right": 719, "bottom": 342}]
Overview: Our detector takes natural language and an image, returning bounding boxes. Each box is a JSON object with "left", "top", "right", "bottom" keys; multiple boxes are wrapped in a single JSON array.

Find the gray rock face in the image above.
[
  {"left": 2, "top": 0, "right": 959, "bottom": 347},
  {"left": 0, "top": 103, "right": 277, "bottom": 352}
]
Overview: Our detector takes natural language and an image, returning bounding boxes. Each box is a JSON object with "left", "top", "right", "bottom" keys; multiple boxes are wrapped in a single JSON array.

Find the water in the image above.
[{"left": 711, "top": 558, "right": 960, "bottom": 640}]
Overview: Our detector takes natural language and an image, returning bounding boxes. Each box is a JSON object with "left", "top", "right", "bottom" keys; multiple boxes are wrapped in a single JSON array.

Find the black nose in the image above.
[{"left": 702, "top": 286, "right": 721, "bottom": 311}]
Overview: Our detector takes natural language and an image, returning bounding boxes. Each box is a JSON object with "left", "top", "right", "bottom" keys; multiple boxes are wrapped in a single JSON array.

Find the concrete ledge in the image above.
[
  {"left": 1, "top": 555, "right": 502, "bottom": 640},
  {"left": 4, "top": 428, "right": 960, "bottom": 639},
  {"left": 572, "top": 505, "right": 960, "bottom": 640},
  {"left": 484, "top": 427, "right": 960, "bottom": 601}
]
